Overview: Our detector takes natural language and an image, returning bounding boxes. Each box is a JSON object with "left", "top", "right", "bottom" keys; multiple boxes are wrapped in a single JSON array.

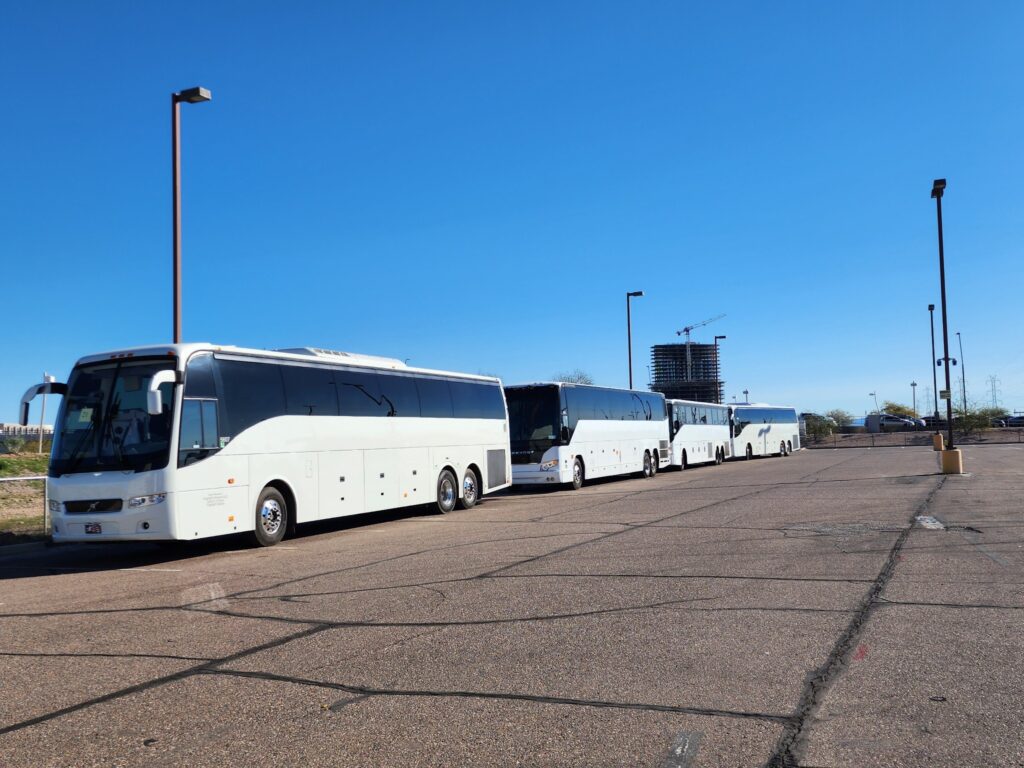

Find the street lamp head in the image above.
[
  {"left": 931, "top": 178, "right": 946, "bottom": 199},
  {"left": 714, "top": 335, "right": 726, "bottom": 341},
  {"left": 626, "top": 290, "right": 644, "bottom": 297},
  {"left": 175, "top": 86, "right": 212, "bottom": 104},
  {"left": 928, "top": 303, "right": 935, "bottom": 311}
]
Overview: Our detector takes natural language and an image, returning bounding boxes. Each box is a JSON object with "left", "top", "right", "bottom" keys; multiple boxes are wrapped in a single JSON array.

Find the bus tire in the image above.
[
  {"left": 650, "top": 451, "right": 658, "bottom": 476},
  {"left": 681, "top": 450, "right": 689, "bottom": 470},
  {"left": 253, "top": 487, "right": 288, "bottom": 547},
  {"left": 641, "top": 451, "right": 653, "bottom": 478},
  {"left": 457, "top": 468, "right": 479, "bottom": 510},
  {"left": 436, "top": 469, "right": 458, "bottom": 514},
  {"left": 569, "top": 458, "right": 584, "bottom": 490},
  {"left": 715, "top": 448, "right": 723, "bottom": 465},
  {"left": 787, "top": 440, "right": 793, "bottom": 454},
  {"left": 745, "top": 444, "right": 753, "bottom": 460}
]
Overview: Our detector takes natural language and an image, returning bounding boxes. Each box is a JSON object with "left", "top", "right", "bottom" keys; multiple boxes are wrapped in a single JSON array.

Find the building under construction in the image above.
[{"left": 650, "top": 342, "right": 723, "bottom": 404}]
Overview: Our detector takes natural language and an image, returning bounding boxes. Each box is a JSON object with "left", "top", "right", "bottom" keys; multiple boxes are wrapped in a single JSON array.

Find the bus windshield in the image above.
[
  {"left": 505, "top": 385, "right": 562, "bottom": 462},
  {"left": 50, "top": 358, "right": 176, "bottom": 476}
]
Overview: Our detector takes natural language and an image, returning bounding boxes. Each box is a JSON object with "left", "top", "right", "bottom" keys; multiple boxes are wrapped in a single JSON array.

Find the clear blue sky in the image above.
[{"left": 3, "top": 1, "right": 1023, "bottom": 423}]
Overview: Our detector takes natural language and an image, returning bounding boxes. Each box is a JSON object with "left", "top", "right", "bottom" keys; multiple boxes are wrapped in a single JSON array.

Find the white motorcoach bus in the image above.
[
  {"left": 728, "top": 404, "right": 800, "bottom": 460},
  {"left": 667, "top": 399, "right": 731, "bottom": 469},
  {"left": 20, "top": 344, "right": 511, "bottom": 546},
  {"left": 504, "top": 383, "right": 667, "bottom": 489}
]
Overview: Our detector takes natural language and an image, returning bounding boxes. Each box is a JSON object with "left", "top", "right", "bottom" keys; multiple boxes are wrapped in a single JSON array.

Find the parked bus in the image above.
[
  {"left": 20, "top": 344, "right": 511, "bottom": 546},
  {"left": 504, "top": 383, "right": 667, "bottom": 489},
  {"left": 729, "top": 404, "right": 800, "bottom": 460},
  {"left": 667, "top": 399, "right": 731, "bottom": 469}
]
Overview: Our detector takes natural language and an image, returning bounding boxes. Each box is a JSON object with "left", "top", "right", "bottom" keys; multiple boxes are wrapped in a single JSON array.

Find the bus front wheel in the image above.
[
  {"left": 253, "top": 487, "right": 288, "bottom": 547},
  {"left": 457, "top": 468, "right": 479, "bottom": 510},
  {"left": 436, "top": 469, "right": 458, "bottom": 514},
  {"left": 569, "top": 458, "right": 584, "bottom": 490}
]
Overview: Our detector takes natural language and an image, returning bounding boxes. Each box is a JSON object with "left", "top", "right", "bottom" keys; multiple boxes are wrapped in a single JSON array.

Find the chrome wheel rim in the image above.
[
  {"left": 440, "top": 476, "right": 456, "bottom": 510},
  {"left": 463, "top": 473, "right": 477, "bottom": 504},
  {"left": 260, "top": 499, "right": 282, "bottom": 536}
]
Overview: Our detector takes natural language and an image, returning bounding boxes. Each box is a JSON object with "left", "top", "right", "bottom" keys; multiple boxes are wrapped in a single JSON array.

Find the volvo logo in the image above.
[{"left": 86, "top": 501, "right": 101, "bottom": 513}]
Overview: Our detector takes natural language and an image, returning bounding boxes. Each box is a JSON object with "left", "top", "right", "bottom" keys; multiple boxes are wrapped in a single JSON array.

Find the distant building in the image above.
[
  {"left": 0, "top": 423, "right": 53, "bottom": 436},
  {"left": 650, "top": 342, "right": 723, "bottom": 404}
]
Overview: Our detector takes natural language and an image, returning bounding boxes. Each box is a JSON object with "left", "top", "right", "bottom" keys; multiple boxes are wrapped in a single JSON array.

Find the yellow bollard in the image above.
[
  {"left": 932, "top": 433, "right": 945, "bottom": 451},
  {"left": 938, "top": 448, "right": 963, "bottom": 474}
]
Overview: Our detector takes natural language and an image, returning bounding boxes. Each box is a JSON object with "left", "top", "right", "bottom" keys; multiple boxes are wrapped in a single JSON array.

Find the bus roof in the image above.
[{"left": 72, "top": 343, "right": 501, "bottom": 383}]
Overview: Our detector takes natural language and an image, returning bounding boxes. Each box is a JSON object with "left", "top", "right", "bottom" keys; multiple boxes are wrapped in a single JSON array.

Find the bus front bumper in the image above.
[
  {"left": 511, "top": 464, "right": 570, "bottom": 485},
  {"left": 50, "top": 497, "right": 175, "bottom": 542}
]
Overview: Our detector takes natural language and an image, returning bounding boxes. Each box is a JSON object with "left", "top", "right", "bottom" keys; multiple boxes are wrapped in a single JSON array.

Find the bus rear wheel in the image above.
[
  {"left": 715, "top": 448, "right": 723, "bottom": 465},
  {"left": 745, "top": 444, "right": 753, "bottom": 460},
  {"left": 436, "top": 469, "right": 458, "bottom": 514},
  {"left": 457, "top": 468, "right": 479, "bottom": 510},
  {"left": 650, "top": 451, "right": 658, "bottom": 476},
  {"left": 253, "top": 487, "right": 288, "bottom": 547},
  {"left": 641, "top": 451, "right": 653, "bottom": 478},
  {"left": 780, "top": 441, "right": 787, "bottom": 456},
  {"left": 787, "top": 440, "right": 793, "bottom": 454},
  {"left": 681, "top": 450, "right": 689, "bottom": 470}
]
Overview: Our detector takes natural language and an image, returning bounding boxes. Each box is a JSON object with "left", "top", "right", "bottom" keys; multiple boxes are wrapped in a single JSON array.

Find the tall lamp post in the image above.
[
  {"left": 956, "top": 331, "right": 967, "bottom": 413},
  {"left": 932, "top": 178, "right": 956, "bottom": 453},
  {"left": 911, "top": 381, "right": 917, "bottom": 418},
  {"left": 625, "top": 290, "right": 644, "bottom": 388},
  {"left": 928, "top": 304, "right": 939, "bottom": 430},
  {"left": 172, "top": 86, "right": 212, "bottom": 344},
  {"left": 714, "top": 335, "right": 726, "bottom": 404},
  {"left": 742, "top": 388, "right": 749, "bottom": 403},
  {"left": 869, "top": 391, "right": 879, "bottom": 414}
]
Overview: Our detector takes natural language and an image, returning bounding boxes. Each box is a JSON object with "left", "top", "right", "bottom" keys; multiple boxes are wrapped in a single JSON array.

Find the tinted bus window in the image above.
[
  {"left": 378, "top": 373, "right": 420, "bottom": 417},
  {"left": 217, "top": 360, "right": 286, "bottom": 437},
  {"left": 282, "top": 365, "right": 339, "bottom": 416},
  {"left": 417, "top": 377, "right": 454, "bottom": 418},
  {"left": 184, "top": 353, "right": 217, "bottom": 398},
  {"left": 335, "top": 368, "right": 385, "bottom": 416}
]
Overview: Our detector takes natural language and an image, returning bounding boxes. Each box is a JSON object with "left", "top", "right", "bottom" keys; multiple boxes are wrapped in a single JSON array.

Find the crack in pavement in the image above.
[
  {"left": 201, "top": 667, "right": 797, "bottom": 724},
  {"left": 763, "top": 475, "right": 947, "bottom": 768}
]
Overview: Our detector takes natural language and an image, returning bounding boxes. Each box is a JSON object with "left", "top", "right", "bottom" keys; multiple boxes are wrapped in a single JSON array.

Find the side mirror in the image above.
[
  {"left": 673, "top": 420, "right": 681, "bottom": 431},
  {"left": 560, "top": 426, "right": 570, "bottom": 443},
  {"left": 19, "top": 381, "right": 67, "bottom": 426},
  {"left": 147, "top": 370, "right": 180, "bottom": 415}
]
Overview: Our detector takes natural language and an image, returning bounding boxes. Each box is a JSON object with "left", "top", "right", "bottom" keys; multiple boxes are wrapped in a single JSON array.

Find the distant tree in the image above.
[
  {"left": 553, "top": 369, "right": 594, "bottom": 385},
  {"left": 882, "top": 401, "right": 916, "bottom": 419},
  {"left": 825, "top": 409, "right": 853, "bottom": 427},
  {"left": 803, "top": 414, "right": 833, "bottom": 440}
]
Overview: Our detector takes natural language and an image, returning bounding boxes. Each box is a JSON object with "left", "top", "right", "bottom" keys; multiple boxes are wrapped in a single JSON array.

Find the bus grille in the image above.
[{"left": 64, "top": 499, "right": 123, "bottom": 513}]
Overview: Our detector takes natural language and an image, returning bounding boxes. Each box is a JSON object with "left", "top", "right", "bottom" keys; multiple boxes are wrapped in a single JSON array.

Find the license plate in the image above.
[{"left": 84, "top": 523, "right": 102, "bottom": 535}]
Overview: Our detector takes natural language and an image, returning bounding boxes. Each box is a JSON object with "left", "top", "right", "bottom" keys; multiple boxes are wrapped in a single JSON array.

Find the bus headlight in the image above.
[
  {"left": 128, "top": 493, "right": 167, "bottom": 508},
  {"left": 48, "top": 499, "right": 61, "bottom": 513},
  {"left": 539, "top": 459, "right": 559, "bottom": 471}
]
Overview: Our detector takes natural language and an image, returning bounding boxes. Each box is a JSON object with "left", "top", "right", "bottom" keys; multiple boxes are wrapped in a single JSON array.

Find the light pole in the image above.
[
  {"left": 929, "top": 304, "right": 939, "bottom": 430},
  {"left": 625, "top": 290, "right": 644, "bottom": 389},
  {"left": 911, "top": 381, "right": 917, "bottom": 418},
  {"left": 714, "top": 335, "right": 726, "bottom": 404},
  {"left": 742, "top": 388, "right": 749, "bottom": 403},
  {"left": 172, "top": 86, "right": 212, "bottom": 344},
  {"left": 956, "top": 331, "right": 967, "bottom": 413},
  {"left": 869, "top": 392, "right": 879, "bottom": 414},
  {"left": 932, "top": 178, "right": 956, "bottom": 451}
]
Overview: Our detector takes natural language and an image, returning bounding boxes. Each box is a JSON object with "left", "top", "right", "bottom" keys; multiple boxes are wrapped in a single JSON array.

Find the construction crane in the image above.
[{"left": 675, "top": 314, "right": 726, "bottom": 381}]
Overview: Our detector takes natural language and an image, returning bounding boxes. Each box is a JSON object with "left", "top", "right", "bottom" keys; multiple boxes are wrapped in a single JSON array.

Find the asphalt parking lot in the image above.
[{"left": 1, "top": 445, "right": 1021, "bottom": 767}]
